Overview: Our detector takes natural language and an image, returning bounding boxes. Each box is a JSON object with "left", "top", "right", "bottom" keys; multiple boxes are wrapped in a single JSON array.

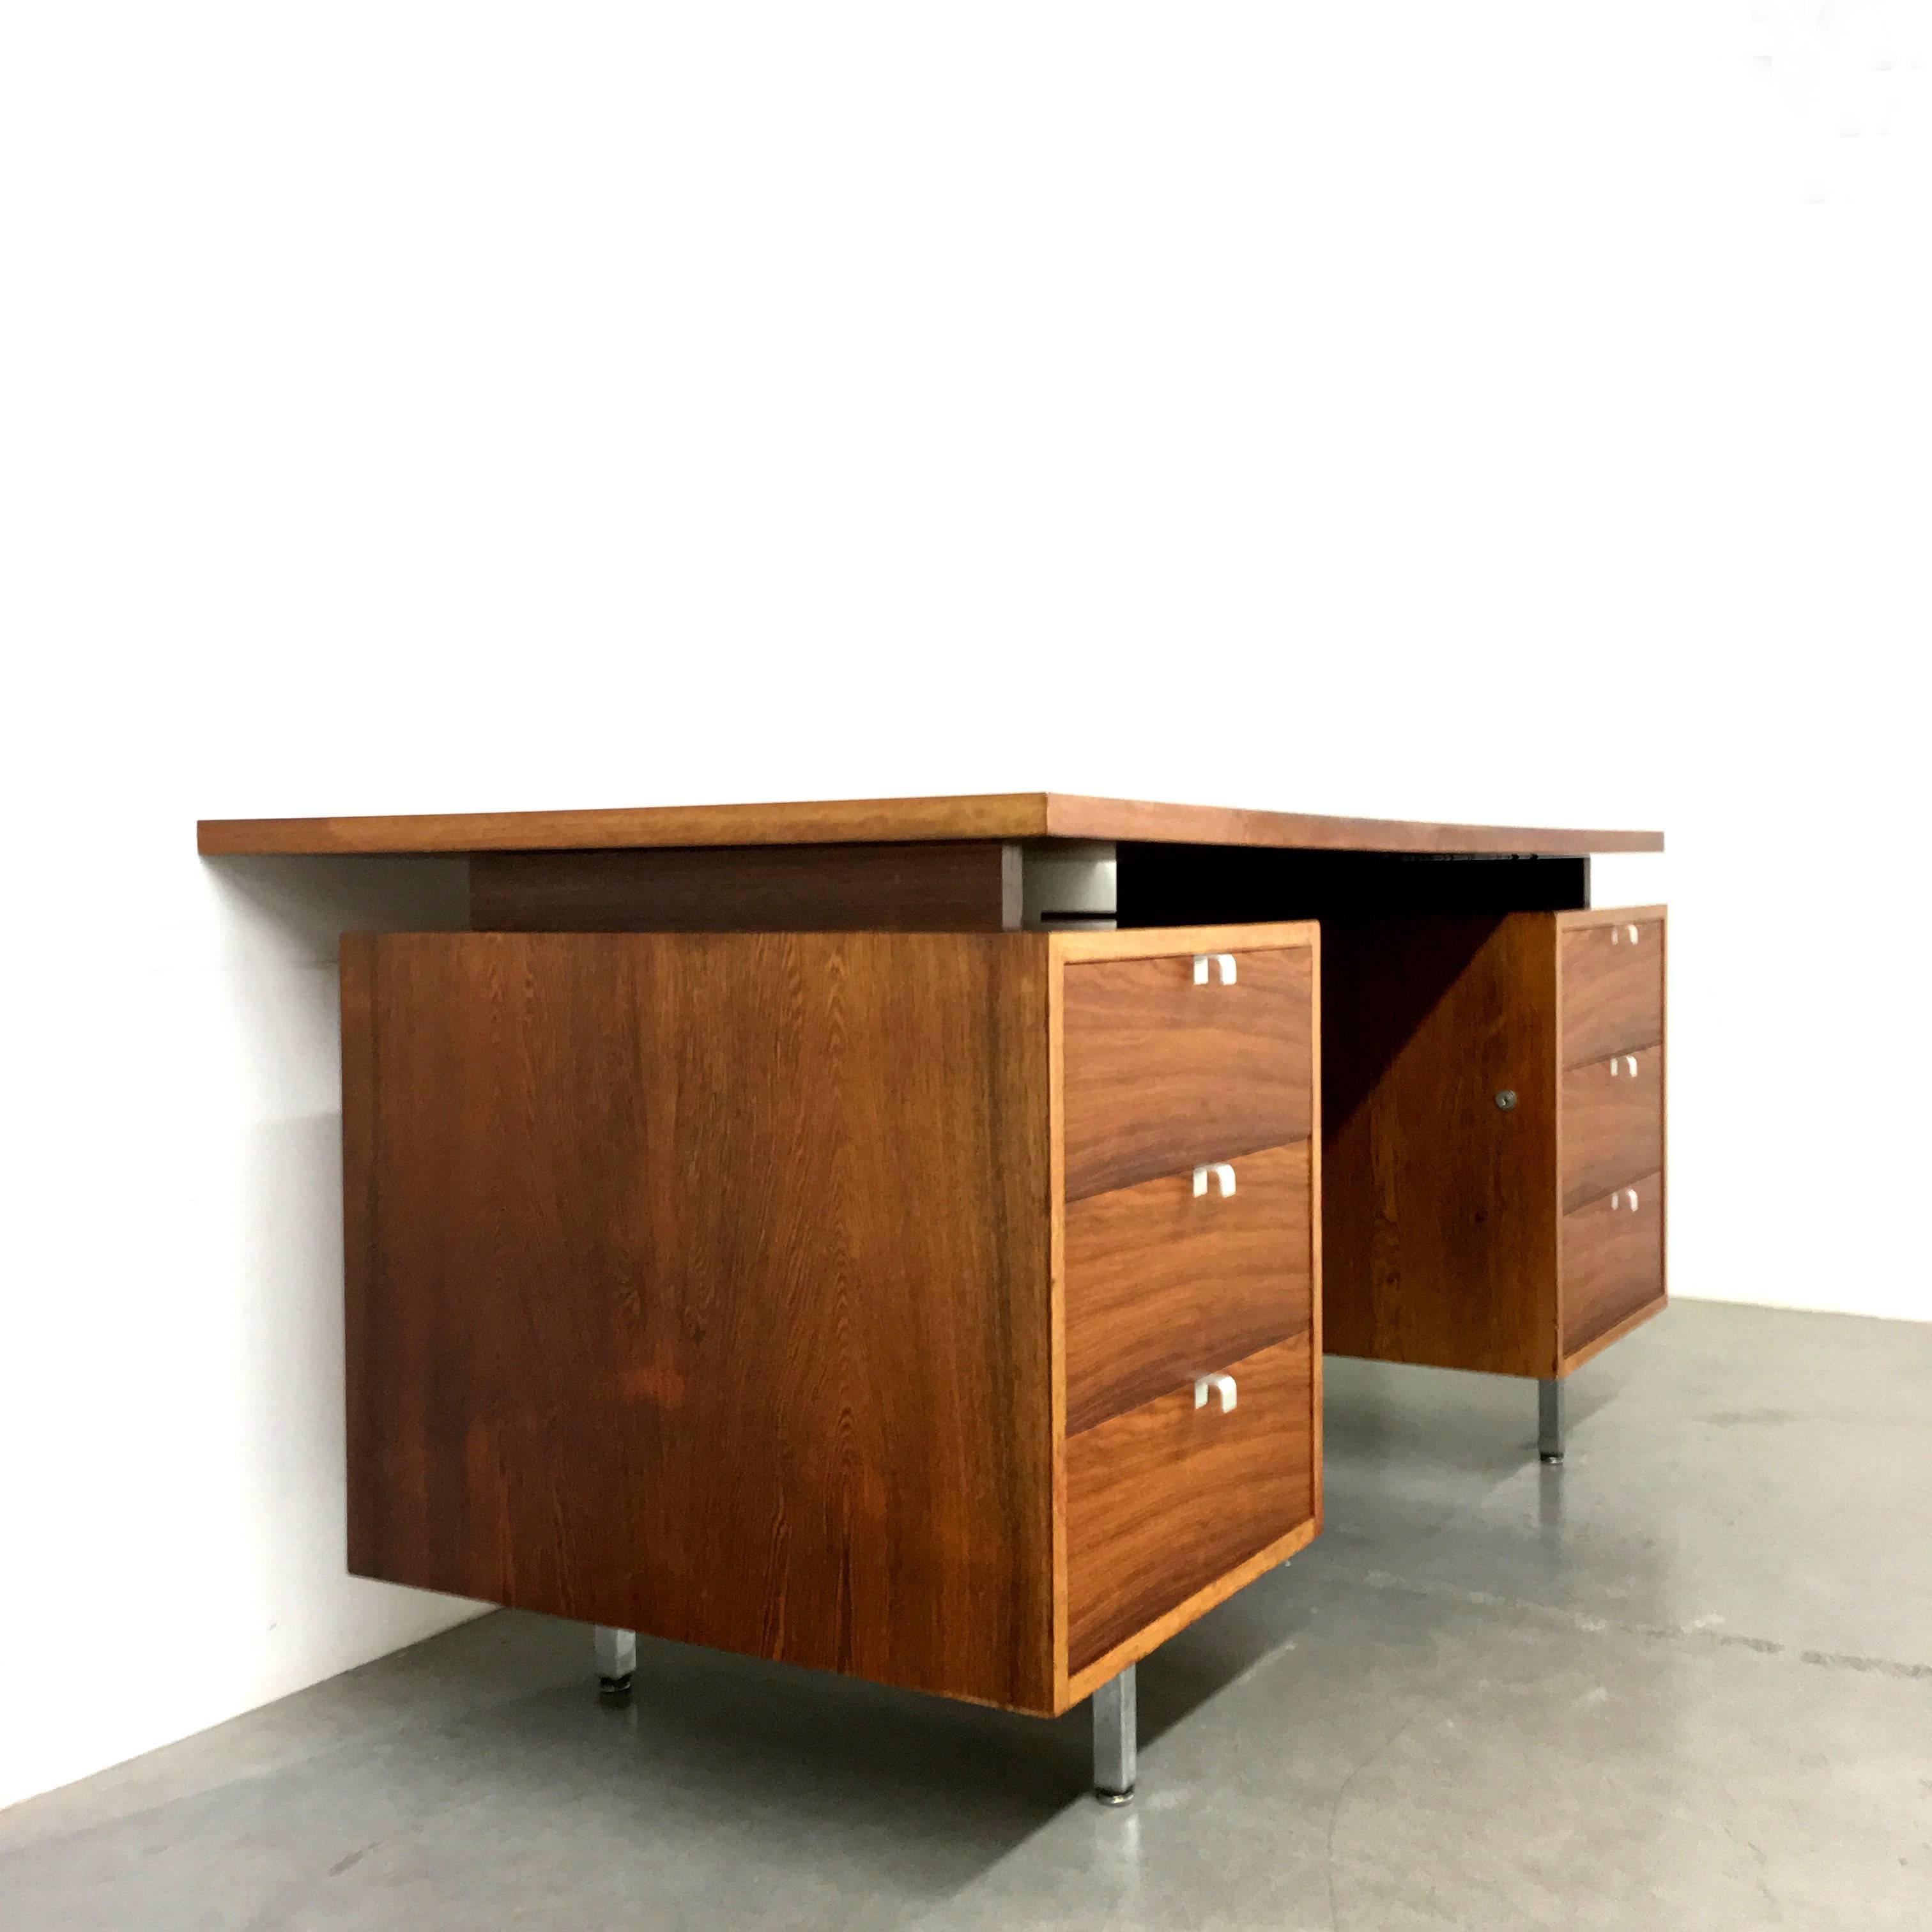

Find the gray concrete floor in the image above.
[{"left": 5, "top": 1299, "right": 1929, "bottom": 1929}]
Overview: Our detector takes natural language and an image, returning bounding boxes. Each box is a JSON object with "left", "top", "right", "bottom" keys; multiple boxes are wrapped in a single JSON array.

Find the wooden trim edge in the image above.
[
  {"left": 1046, "top": 941, "right": 1071, "bottom": 1712},
  {"left": 1556, "top": 903, "right": 1667, "bottom": 933},
  {"left": 1052, "top": 920, "right": 1318, "bottom": 965},
  {"left": 199, "top": 793, "right": 1059, "bottom": 857},
  {"left": 1043, "top": 795, "right": 1665, "bottom": 856},
  {"left": 199, "top": 797, "right": 1668, "bottom": 861}
]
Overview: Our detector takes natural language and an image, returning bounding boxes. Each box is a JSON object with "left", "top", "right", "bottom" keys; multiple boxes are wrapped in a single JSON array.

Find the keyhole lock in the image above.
[{"left": 1495, "top": 1089, "right": 1518, "bottom": 1111}]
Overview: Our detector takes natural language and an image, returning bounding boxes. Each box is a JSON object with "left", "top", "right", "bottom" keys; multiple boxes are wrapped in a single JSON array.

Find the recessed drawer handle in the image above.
[
  {"left": 1611, "top": 924, "right": 1641, "bottom": 946},
  {"left": 1192, "top": 1162, "right": 1238, "bottom": 1199},
  {"left": 1192, "top": 952, "right": 1238, "bottom": 986},
  {"left": 1193, "top": 1373, "right": 1237, "bottom": 1414},
  {"left": 1609, "top": 1054, "right": 1638, "bottom": 1078},
  {"left": 1610, "top": 1187, "right": 1640, "bottom": 1212}
]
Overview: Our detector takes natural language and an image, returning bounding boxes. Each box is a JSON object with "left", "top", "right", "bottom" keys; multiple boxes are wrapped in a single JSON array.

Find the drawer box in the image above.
[
  {"left": 1061, "top": 944, "right": 1314, "bottom": 1200},
  {"left": 1324, "top": 905, "right": 1666, "bottom": 1384},
  {"left": 1064, "top": 1140, "right": 1312, "bottom": 1437},
  {"left": 1563, "top": 1170, "right": 1663, "bottom": 1355},
  {"left": 1067, "top": 1331, "right": 1314, "bottom": 1675},
  {"left": 1560, "top": 1044, "right": 1663, "bottom": 1212},
  {"left": 1561, "top": 917, "right": 1664, "bottom": 1068},
  {"left": 342, "top": 921, "right": 1320, "bottom": 1722}
]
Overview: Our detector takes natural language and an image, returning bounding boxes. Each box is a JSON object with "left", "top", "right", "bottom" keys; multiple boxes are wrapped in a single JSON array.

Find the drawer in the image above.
[
  {"left": 1066, "top": 1331, "right": 1313, "bottom": 1673},
  {"left": 1561, "top": 916, "right": 1663, "bottom": 1069},
  {"left": 1062, "top": 944, "right": 1314, "bottom": 1200},
  {"left": 1563, "top": 1170, "right": 1663, "bottom": 1353},
  {"left": 1561, "top": 1044, "right": 1662, "bottom": 1213},
  {"left": 1064, "top": 1141, "right": 1312, "bottom": 1436}
]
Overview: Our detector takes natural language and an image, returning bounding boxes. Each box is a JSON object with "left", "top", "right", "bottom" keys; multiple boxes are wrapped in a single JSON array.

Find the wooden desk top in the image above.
[{"left": 196, "top": 793, "right": 1662, "bottom": 859}]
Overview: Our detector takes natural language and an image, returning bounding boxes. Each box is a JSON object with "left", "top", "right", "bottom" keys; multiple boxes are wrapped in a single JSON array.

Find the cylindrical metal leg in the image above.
[
  {"left": 1538, "top": 1378, "right": 1567, "bottom": 1464},
  {"left": 594, "top": 1625, "right": 638, "bottom": 1701},
  {"left": 1092, "top": 1664, "right": 1137, "bottom": 1804}
]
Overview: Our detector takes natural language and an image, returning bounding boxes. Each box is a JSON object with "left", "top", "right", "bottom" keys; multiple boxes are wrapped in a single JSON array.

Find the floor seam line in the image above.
[{"left": 1322, "top": 1567, "right": 1932, "bottom": 1680}]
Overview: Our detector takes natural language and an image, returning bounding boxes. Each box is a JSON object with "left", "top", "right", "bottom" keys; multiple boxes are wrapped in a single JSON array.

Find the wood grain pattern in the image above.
[
  {"left": 1559, "top": 1288, "right": 1667, "bottom": 1375},
  {"left": 1064, "top": 1140, "right": 1312, "bottom": 1436},
  {"left": 1560, "top": 1046, "right": 1663, "bottom": 1213},
  {"left": 1048, "top": 797, "right": 1660, "bottom": 856},
  {"left": 1321, "top": 916, "right": 1562, "bottom": 1378},
  {"left": 342, "top": 931, "right": 1058, "bottom": 1713},
  {"left": 1064, "top": 1515, "right": 1319, "bottom": 1705},
  {"left": 1557, "top": 903, "right": 1667, "bottom": 1373},
  {"left": 1561, "top": 1170, "right": 1664, "bottom": 1355},
  {"left": 1557, "top": 903, "right": 1670, "bottom": 933},
  {"left": 1046, "top": 933, "right": 1070, "bottom": 1706},
  {"left": 1066, "top": 1332, "right": 1314, "bottom": 1674},
  {"left": 1560, "top": 916, "right": 1664, "bottom": 1068},
  {"left": 470, "top": 841, "right": 1022, "bottom": 933},
  {"left": 1062, "top": 944, "right": 1314, "bottom": 1201},
  {"left": 199, "top": 793, "right": 1664, "bottom": 858},
  {"left": 1051, "top": 921, "right": 1319, "bottom": 965},
  {"left": 1324, "top": 905, "right": 1669, "bottom": 1385}
]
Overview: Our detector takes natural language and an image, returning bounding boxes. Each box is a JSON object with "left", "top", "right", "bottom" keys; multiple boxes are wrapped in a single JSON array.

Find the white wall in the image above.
[{"left": 3, "top": 2, "right": 1925, "bottom": 1810}]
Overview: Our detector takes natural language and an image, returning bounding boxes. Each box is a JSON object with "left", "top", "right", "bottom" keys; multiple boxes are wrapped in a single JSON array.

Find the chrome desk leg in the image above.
[
  {"left": 594, "top": 1626, "right": 637, "bottom": 1702},
  {"left": 1538, "top": 1378, "right": 1567, "bottom": 1464},
  {"left": 1092, "top": 1664, "right": 1137, "bottom": 1805}
]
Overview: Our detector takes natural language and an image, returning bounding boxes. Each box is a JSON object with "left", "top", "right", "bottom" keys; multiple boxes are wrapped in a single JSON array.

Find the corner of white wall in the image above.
[{"left": 0, "top": 852, "right": 487, "bottom": 1813}]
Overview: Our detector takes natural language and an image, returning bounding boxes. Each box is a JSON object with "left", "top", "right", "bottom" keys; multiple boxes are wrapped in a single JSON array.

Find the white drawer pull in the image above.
[
  {"left": 1192, "top": 952, "right": 1238, "bottom": 986},
  {"left": 1611, "top": 1186, "right": 1640, "bottom": 1212},
  {"left": 1194, "top": 1373, "right": 1237, "bottom": 1414},
  {"left": 1192, "top": 1162, "right": 1238, "bottom": 1199},
  {"left": 1611, "top": 924, "right": 1640, "bottom": 946},
  {"left": 1609, "top": 1054, "right": 1638, "bottom": 1078}
]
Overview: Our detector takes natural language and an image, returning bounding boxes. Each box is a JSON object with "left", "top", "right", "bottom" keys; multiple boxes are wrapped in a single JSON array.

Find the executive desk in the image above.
[{"left": 198, "top": 793, "right": 1666, "bottom": 1802}]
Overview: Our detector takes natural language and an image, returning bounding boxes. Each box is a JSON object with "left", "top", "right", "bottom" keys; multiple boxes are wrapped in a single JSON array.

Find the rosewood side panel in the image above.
[
  {"left": 342, "top": 931, "right": 1057, "bottom": 1712},
  {"left": 1321, "top": 916, "right": 1561, "bottom": 1377}
]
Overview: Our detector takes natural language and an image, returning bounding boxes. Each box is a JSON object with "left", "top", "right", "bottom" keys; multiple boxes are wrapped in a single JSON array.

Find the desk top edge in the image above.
[{"left": 196, "top": 792, "right": 1665, "bottom": 858}]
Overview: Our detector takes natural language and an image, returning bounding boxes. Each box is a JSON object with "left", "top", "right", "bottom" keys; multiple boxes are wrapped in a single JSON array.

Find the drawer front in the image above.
[
  {"left": 1563, "top": 1171, "right": 1663, "bottom": 1353},
  {"left": 1561, "top": 1045, "right": 1662, "bottom": 1213},
  {"left": 1066, "top": 1331, "right": 1313, "bottom": 1673},
  {"left": 1062, "top": 945, "right": 1314, "bottom": 1201},
  {"left": 1561, "top": 917, "right": 1664, "bottom": 1069},
  {"left": 1064, "top": 1141, "right": 1312, "bottom": 1437}
]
